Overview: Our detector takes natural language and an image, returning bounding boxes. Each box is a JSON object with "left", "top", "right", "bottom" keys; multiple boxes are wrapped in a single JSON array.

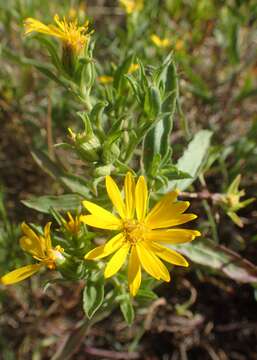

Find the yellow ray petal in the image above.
[
  {"left": 145, "top": 190, "right": 179, "bottom": 222},
  {"left": 21, "top": 222, "right": 39, "bottom": 243},
  {"left": 135, "top": 176, "right": 148, "bottom": 221},
  {"left": 106, "top": 176, "right": 126, "bottom": 219},
  {"left": 85, "top": 233, "right": 124, "bottom": 260},
  {"left": 124, "top": 172, "right": 135, "bottom": 219},
  {"left": 136, "top": 242, "right": 170, "bottom": 282},
  {"left": 150, "top": 242, "right": 188, "bottom": 267},
  {"left": 128, "top": 246, "right": 141, "bottom": 296},
  {"left": 0, "top": 264, "right": 43, "bottom": 285},
  {"left": 82, "top": 200, "right": 122, "bottom": 229},
  {"left": 146, "top": 198, "right": 190, "bottom": 228},
  {"left": 145, "top": 229, "right": 201, "bottom": 244},
  {"left": 44, "top": 222, "right": 52, "bottom": 250},
  {"left": 20, "top": 223, "right": 45, "bottom": 258},
  {"left": 80, "top": 215, "right": 122, "bottom": 230},
  {"left": 147, "top": 213, "right": 197, "bottom": 229},
  {"left": 24, "top": 18, "right": 56, "bottom": 36},
  {"left": 104, "top": 243, "right": 130, "bottom": 278},
  {"left": 83, "top": 200, "right": 120, "bottom": 220}
]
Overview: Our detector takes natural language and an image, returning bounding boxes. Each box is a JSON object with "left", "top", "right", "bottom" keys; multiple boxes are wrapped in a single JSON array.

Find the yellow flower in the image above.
[
  {"left": 98, "top": 75, "right": 114, "bottom": 84},
  {"left": 0, "top": 222, "right": 64, "bottom": 285},
  {"left": 119, "top": 0, "right": 144, "bottom": 14},
  {"left": 151, "top": 34, "right": 171, "bottom": 48},
  {"left": 98, "top": 64, "right": 138, "bottom": 85},
  {"left": 24, "top": 14, "right": 91, "bottom": 54},
  {"left": 175, "top": 39, "right": 184, "bottom": 51},
  {"left": 63, "top": 212, "right": 82, "bottom": 234},
  {"left": 128, "top": 63, "right": 139, "bottom": 74},
  {"left": 82, "top": 173, "right": 200, "bottom": 296}
]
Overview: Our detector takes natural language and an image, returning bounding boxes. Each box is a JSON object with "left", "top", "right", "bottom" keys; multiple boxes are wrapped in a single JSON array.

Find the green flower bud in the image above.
[
  {"left": 102, "top": 143, "right": 120, "bottom": 164},
  {"left": 93, "top": 164, "right": 113, "bottom": 177}
]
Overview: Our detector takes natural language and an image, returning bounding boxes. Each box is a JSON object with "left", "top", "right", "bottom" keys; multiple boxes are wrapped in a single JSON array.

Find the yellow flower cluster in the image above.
[
  {"left": 151, "top": 34, "right": 171, "bottom": 49},
  {"left": 119, "top": 0, "right": 144, "bottom": 14},
  {"left": 0, "top": 173, "right": 199, "bottom": 295},
  {"left": 0, "top": 223, "right": 64, "bottom": 285},
  {"left": 98, "top": 63, "right": 139, "bottom": 85},
  {"left": 63, "top": 212, "right": 82, "bottom": 234},
  {"left": 24, "top": 14, "right": 91, "bottom": 54},
  {"left": 81, "top": 173, "right": 200, "bottom": 296}
]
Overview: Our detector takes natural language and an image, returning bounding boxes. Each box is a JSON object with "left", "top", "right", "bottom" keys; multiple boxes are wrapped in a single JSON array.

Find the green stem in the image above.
[{"left": 203, "top": 200, "right": 219, "bottom": 243}]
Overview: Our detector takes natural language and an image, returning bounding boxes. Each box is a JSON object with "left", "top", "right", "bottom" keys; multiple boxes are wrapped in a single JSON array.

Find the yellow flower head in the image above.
[
  {"left": 128, "top": 63, "right": 139, "bottom": 74},
  {"left": 151, "top": 34, "right": 171, "bottom": 49},
  {"left": 98, "top": 64, "right": 138, "bottom": 85},
  {"left": 119, "top": 0, "right": 144, "bottom": 14},
  {"left": 0, "top": 222, "right": 64, "bottom": 285},
  {"left": 63, "top": 212, "right": 82, "bottom": 234},
  {"left": 98, "top": 75, "right": 114, "bottom": 85},
  {"left": 175, "top": 39, "right": 184, "bottom": 51},
  {"left": 24, "top": 14, "right": 91, "bottom": 54},
  {"left": 82, "top": 173, "right": 200, "bottom": 296}
]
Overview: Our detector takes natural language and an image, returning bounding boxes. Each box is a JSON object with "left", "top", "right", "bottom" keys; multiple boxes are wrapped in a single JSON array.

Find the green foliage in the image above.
[
  {"left": 22, "top": 194, "right": 82, "bottom": 214},
  {"left": 168, "top": 130, "right": 212, "bottom": 191},
  {"left": 83, "top": 272, "right": 105, "bottom": 319},
  {"left": 0, "top": 2, "right": 257, "bottom": 357},
  {"left": 173, "top": 240, "right": 257, "bottom": 284}
]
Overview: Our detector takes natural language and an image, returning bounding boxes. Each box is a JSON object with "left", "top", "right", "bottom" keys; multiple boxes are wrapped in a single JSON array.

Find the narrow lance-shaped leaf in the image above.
[
  {"left": 167, "top": 130, "right": 212, "bottom": 191},
  {"left": 120, "top": 294, "right": 135, "bottom": 325},
  {"left": 160, "top": 60, "right": 178, "bottom": 156},
  {"left": 143, "top": 59, "right": 178, "bottom": 172},
  {"left": 32, "top": 149, "right": 90, "bottom": 197},
  {"left": 171, "top": 241, "right": 257, "bottom": 284},
  {"left": 83, "top": 275, "right": 105, "bottom": 319},
  {"left": 22, "top": 194, "right": 82, "bottom": 214}
]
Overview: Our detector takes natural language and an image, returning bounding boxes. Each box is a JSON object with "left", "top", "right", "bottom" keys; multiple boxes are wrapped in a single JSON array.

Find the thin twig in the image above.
[
  {"left": 179, "top": 191, "right": 222, "bottom": 203},
  {"left": 84, "top": 347, "right": 140, "bottom": 359},
  {"left": 144, "top": 297, "right": 167, "bottom": 330}
]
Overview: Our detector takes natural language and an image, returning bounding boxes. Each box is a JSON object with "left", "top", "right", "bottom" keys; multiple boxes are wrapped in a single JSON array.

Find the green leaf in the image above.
[
  {"left": 113, "top": 54, "right": 134, "bottom": 92},
  {"left": 31, "top": 149, "right": 62, "bottom": 179},
  {"left": 2, "top": 47, "right": 70, "bottom": 88},
  {"left": 22, "top": 194, "right": 82, "bottom": 214},
  {"left": 83, "top": 276, "right": 104, "bottom": 319},
  {"left": 120, "top": 295, "right": 135, "bottom": 325},
  {"left": 136, "top": 288, "right": 158, "bottom": 301},
  {"left": 32, "top": 149, "right": 90, "bottom": 197},
  {"left": 160, "top": 60, "right": 178, "bottom": 156},
  {"left": 60, "top": 175, "right": 90, "bottom": 198},
  {"left": 227, "top": 18, "right": 240, "bottom": 65},
  {"left": 172, "top": 240, "right": 257, "bottom": 284},
  {"left": 143, "top": 59, "right": 178, "bottom": 172},
  {"left": 144, "top": 86, "right": 162, "bottom": 119},
  {"left": 34, "top": 36, "right": 63, "bottom": 72},
  {"left": 167, "top": 130, "right": 212, "bottom": 191}
]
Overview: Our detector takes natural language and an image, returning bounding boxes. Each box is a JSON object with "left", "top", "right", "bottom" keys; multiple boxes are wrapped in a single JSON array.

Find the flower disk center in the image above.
[{"left": 123, "top": 221, "right": 148, "bottom": 245}]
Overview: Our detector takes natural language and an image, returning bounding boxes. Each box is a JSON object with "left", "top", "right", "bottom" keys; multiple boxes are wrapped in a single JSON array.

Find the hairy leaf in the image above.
[{"left": 167, "top": 130, "right": 212, "bottom": 191}]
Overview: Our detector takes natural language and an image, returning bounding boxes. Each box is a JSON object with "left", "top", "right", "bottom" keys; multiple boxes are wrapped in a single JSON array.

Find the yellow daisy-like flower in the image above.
[
  {"left": 98, "top": 63, "right": 138, "bottom": 85},
  {"left": 119, "top": 0, "right": 144, "bottom": 14},
  {"left": 98, "top": 75, "right": 114, "bottom": 85},
  {"left": 151, "top": 34, "right": 171, "bottom": 49},
  {"left": 63, "top": 212, "right": 82, "bottom": 234},
  {"left": 82, "top": 173, "right": 200, "bottom": 296},
  {"left": 24, "top": 14, "right": 91, "bottom": 54},
  {"left": 0, "top": 222, "right": 64, "bottom": 285},
  {"left": 128, "top": 63, "right": 139, "bottom": 74}
]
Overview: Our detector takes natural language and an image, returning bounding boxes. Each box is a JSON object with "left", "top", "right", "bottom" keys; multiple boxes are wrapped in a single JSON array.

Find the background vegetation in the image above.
[{"left": 0, "top": 0, "right": 257, "bottom": 359}]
